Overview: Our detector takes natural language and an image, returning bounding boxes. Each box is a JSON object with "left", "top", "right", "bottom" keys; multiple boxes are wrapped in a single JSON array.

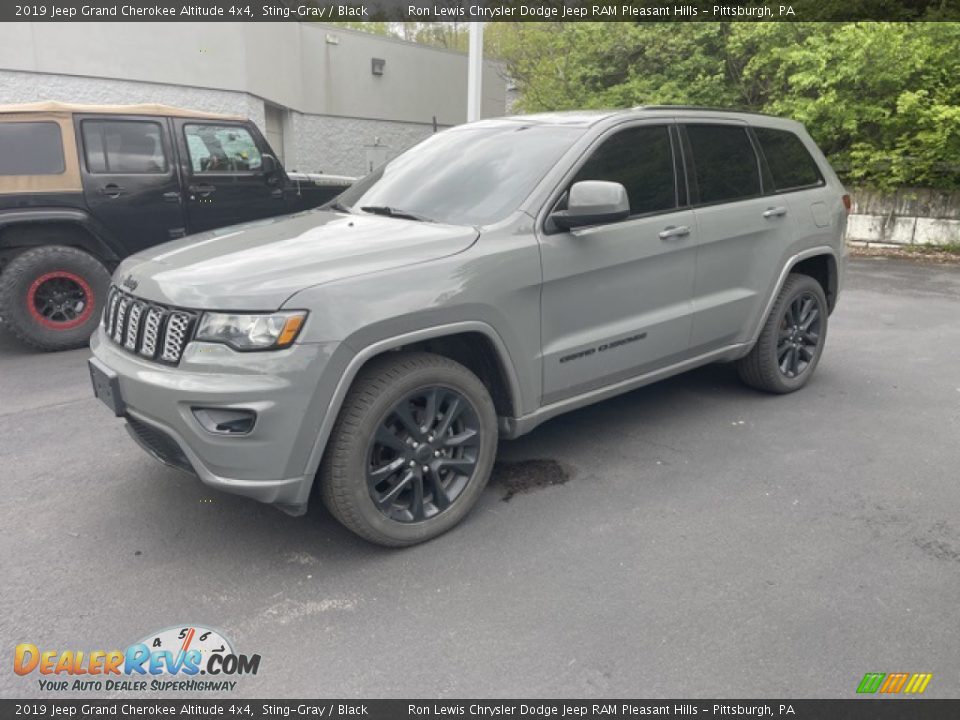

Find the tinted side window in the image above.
[
  {"left": 685, "top": 124, "right": 761, "bottom": 204},
  {"left": 82, "top": 120, "right": 167, "bottom": 174},
  {"left": 0, "top": 122, "right": 65, "bottom": 175},
  {"left": 754, "top": 127, "right": 823, "bottom": 191},
  {"left": 573, "top": 125, "right": 676, "bottom": 216},
  {"left": 184, "top": 124, "right": 262, "bottom": 173}
]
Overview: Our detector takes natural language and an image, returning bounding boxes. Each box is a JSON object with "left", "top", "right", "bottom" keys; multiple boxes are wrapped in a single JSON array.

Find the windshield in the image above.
[{"left": 335, "top": 123, "right": 585, "bottom": 226}]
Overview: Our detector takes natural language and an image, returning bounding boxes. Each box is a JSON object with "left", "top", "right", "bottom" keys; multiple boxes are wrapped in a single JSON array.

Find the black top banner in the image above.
[
  {"left": 4, "top": 700, "right": 960, "bottom": 720},
  {"left": 4, "top": 0, "right": 960, "bottom": 22}
]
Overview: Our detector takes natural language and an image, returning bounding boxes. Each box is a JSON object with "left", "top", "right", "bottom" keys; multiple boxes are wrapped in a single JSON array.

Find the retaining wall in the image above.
[{"left": 847, "top": 188, "right": 960, "bottom": 247}]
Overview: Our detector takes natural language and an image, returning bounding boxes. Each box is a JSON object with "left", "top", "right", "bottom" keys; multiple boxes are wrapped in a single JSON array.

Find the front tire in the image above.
[
  {"left": 736, "top": 273, "right": 829, "bottom": 394},
  {"left": 0, "top": 246, "right": 111, "bottom": 351},
  {"left": 319, "top": 352, "right": 498, "bottom": 547}
]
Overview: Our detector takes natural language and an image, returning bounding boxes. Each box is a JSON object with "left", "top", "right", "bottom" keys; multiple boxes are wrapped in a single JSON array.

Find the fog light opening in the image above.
[{"left": 192, "top": 407, "right": 257, "bottom": 435}]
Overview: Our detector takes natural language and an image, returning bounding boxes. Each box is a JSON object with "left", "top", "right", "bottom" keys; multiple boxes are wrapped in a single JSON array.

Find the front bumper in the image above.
[{"left": 90, "top": 328, "right": 341, "bottom": 514}]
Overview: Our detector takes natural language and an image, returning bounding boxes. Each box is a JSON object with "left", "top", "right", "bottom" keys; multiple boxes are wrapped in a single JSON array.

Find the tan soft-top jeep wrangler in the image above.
[{"left": 0, "top": 102, "right": 351, "bottom": 350}]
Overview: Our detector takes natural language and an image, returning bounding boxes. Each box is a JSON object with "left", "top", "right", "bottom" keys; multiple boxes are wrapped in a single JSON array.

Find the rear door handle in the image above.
[
  {"left": 162, "top": 191, "right": 181, "bottom": 203},
  {"left": 270, "top": 188, "right": 284, "bottom": 199},
  {"left": 762, "top": 206, "right": 788, "bottom": 218},
  {"left": 658, "top": 225, "right": 691, "bottom": 240},
  {"left": 99, "top": 184, "right": 125, "bottom": 198}
]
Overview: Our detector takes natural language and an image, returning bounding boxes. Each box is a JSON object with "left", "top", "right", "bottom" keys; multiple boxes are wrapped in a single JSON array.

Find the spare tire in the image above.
[{"left": 0, "top": 245, "right": 111, "bottom": 351}]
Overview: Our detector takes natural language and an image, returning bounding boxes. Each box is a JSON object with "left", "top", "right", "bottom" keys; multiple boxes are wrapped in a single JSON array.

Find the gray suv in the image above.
[{"left": 89, "top": 107, "right": 848, "bottom": 546}]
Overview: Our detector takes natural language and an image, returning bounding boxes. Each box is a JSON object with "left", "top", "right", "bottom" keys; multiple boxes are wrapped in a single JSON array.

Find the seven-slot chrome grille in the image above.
[{"left": 102, "top": 286, "right": 198, "bottom": 364}]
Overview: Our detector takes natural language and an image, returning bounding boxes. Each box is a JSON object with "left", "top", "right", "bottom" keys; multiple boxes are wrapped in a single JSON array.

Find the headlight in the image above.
[{"left": 195, "top": 311, "right": 307, "bottom": 351}]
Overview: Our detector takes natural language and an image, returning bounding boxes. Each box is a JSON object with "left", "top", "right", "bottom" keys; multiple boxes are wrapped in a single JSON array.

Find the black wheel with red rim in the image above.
[
  {"left": 0, "top": 245, "right": 111, "bottom": 351},
  {"left": 27, "top": 271, "right": 96, "bottom": 331}
]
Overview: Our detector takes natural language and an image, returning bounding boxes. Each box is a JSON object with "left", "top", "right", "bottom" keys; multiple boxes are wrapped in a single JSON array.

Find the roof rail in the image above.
[{"left": 630, "top": 104, "right": 776, "bottom": 117}]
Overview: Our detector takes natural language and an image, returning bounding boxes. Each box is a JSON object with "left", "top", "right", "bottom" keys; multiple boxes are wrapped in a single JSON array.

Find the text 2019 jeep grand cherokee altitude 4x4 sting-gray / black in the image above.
[{"left": 89, "top": 107, "right": 848, "bottom": 546}]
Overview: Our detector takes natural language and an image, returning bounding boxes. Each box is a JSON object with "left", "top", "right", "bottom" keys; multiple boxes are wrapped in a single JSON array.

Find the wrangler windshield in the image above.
[{"left": 335, "top": 124, "right": 584, "bottom": 226}]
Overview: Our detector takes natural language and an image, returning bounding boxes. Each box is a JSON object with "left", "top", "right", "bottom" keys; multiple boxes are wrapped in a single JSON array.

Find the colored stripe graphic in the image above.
[
  {"left": 857, "top": 673, "right": 885, "bottom": 694},
  {"left": 904, "top": 674, "right": 933, "bottom": 694},
  {"left": 857, "top": 672, "right": 932, "bottom": 694},
  {"left": 880, "top": 673, "right": 909, "bottom": 693}
]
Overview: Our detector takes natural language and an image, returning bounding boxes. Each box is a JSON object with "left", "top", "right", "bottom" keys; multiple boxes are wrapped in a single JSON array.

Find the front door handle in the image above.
[
  {"left": 162, "top": 191, "right": 181, "bottom": 203},
  {"left": 99, "top": 184, "right": 125, "bottom": 198},
  {"left": 762, "top": 206, "right": 788, "bottom": 218},
  {"left": 188, "top": 184, "right": 216, "bottom": 197},
  {"left": 270, "top": 188, "right": 284, "bottom": 199},
  {"left": 658, "top": 225, "right": 691, "bottom": 240}
]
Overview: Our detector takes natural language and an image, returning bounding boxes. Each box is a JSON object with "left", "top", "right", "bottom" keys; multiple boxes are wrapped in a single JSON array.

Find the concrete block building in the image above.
[{"left": 0, "top": 23, "right": 508, "bottom": 176}]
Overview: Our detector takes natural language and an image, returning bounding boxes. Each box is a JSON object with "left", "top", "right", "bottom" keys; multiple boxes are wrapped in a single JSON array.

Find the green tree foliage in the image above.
[
  {"left": 496, "top": 22, "right": 960, "bottom": 189},
  {"left": 325, "top": 21, "right": 471, "bottom": 51},
  {"left": 324, "top": 21, "right": 395, "bottom": 36}
]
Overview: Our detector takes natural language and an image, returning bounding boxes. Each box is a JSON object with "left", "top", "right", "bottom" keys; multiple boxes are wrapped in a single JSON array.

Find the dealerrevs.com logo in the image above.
[{"left": 14, "top": 625, "right": 261, "bottom": 693}]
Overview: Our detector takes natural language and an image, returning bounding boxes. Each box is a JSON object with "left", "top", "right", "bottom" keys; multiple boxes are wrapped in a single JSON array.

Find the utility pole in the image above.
[{"left": 467, "top": 22, "right": 484, "bottom": 122}]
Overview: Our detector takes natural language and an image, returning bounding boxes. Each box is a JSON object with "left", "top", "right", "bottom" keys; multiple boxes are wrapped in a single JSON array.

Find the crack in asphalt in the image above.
[{"left": 0, "top": 395, "right": 91, "bottom": 419}]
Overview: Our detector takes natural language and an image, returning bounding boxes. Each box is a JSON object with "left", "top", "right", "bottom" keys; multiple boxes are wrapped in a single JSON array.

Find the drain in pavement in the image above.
[{"left": 492, "top": 459, "right": 572, "bottom": 502}]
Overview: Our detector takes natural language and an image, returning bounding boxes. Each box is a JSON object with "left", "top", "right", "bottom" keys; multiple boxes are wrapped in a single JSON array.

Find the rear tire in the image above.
[
  {"left": 737, "top": 273, "right": 828, "bottom": 394},
  {"left": 319, "top": 352, "right": 498, "bottom": 547},
  {"left": 0, "top": 246, "right": 111, "bottom": 351}
]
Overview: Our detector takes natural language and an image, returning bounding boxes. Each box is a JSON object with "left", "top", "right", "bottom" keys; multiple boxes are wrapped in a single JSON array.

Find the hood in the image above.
[{"left": 117, "top": 210, "right": 478, "bottom": 310}]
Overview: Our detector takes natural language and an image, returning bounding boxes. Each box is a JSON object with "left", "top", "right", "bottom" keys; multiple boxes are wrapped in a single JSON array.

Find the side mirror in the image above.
[
  {"left": 261, "top": 153, "right": 279, "bottom": 176},
  {"left": 550, "top": 180, "right": 630, "bottom": 230}
]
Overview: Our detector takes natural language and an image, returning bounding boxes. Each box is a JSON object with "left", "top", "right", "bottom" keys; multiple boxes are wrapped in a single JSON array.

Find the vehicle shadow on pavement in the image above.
[
  {"left": 99, "top": 361, "right": 749, "bottom": 565},
  {"left": 247, "top": 363, "right": 757, "bottom": 552},
  {"left": 1, "top": 317, "right": 769, "bottom": 566}
]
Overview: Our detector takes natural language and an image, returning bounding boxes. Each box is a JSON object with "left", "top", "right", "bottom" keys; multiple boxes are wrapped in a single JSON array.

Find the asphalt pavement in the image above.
[{"left": 2, "top": 257, "right": 959, "bottom": 699}]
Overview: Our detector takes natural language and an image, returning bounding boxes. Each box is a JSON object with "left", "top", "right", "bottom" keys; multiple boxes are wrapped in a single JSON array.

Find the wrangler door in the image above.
[
  {"left": 174, "top": 119, "right": 288, "bottom": 232},
  {"left": 77, "top": 115, "right": 187, "bottom": 252}
]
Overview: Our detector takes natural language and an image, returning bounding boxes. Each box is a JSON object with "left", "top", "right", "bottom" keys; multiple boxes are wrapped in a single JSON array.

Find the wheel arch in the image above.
[
  {"left": 301, "top": 322, "right": 523, "bottom": 495},
  {"left": 0, "top": 212, "right": 121, "bottom": 270},
  {"left": 749, "top": 246, "right": 839, "bottom": 347},
  {"left": 790, "top": 252, "right": 838, "bottom": 312}
]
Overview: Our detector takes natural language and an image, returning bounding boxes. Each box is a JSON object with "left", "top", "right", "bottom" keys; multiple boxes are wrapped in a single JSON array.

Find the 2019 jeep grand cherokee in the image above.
[
  {"left": 0, "top": 102, "right": 352, "bottom": 351},
  {"left": 89, "top": 107, "right": 848, "bottom": 546}
]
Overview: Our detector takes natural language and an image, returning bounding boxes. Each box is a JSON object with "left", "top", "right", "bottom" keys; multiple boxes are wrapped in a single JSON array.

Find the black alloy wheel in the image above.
[
  {"left": 736, "top": 272, "right": 829, "bottom": 394},
  {"left": 319, "top": 352, "right": 498, "bottom": 547},
  {"left": 777, "top": 291, "right": 823, "bottom": 379},
  {"left": 366, "top": 386, "right": 482, "bottom": 523},
  {"left": 30, "top": 272, "right": 92, "bottom": 327}
]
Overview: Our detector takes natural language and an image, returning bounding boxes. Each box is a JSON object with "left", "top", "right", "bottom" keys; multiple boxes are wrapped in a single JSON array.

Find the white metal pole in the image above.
[{"left": 467, "top": 23, "right": 484, "bottom": 123}]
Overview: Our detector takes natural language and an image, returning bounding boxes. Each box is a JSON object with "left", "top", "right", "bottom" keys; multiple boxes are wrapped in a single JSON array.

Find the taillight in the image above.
[{"left": 842, "top": 194, "right": 852, "bottom": 213}]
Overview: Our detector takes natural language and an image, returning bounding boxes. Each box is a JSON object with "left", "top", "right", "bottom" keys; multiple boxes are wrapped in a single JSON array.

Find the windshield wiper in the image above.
[{"left": 360, "top": 205, "right": 434, "bottom": 223}]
